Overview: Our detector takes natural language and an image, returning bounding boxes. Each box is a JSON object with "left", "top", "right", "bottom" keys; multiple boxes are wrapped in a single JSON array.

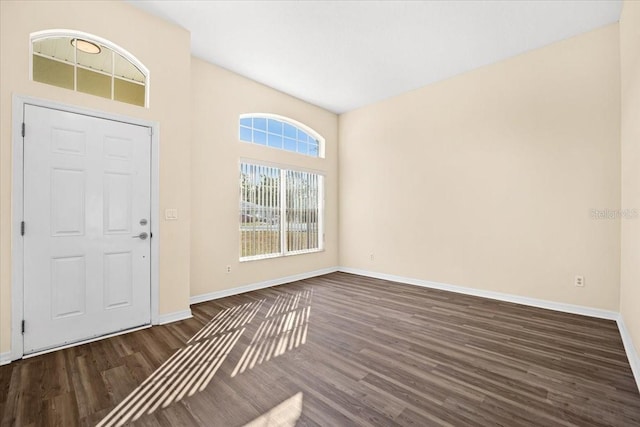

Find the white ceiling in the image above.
[{"left": 129, "top": 0, "right": 622, "bottom": 114}]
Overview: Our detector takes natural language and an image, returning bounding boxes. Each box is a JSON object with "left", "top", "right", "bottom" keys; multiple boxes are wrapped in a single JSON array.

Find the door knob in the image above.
[{"left": 133, "top": 232, "right": 148, "bottom": 240}]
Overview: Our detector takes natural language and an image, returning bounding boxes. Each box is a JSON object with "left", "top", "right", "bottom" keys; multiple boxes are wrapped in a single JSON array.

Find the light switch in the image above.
[{"left": 165, "top": 208, "right": 178, "bottom": 220}]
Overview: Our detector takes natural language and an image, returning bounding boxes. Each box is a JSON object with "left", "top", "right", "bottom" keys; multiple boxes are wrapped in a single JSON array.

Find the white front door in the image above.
[{"left": 23, "top": 105, "right": 152, "bottom": 354}]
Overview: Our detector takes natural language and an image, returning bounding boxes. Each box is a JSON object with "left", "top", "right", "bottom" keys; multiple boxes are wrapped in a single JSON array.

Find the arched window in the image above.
[
  {"left": 30, "top": 30, "right": 149, "bottom": 107},
  {"left": 239, "top": 114, "right": 324, "bottom": 158}
]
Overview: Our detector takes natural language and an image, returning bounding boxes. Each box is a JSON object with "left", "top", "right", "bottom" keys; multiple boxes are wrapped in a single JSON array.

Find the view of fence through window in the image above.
[{"left": 240, "top": 163, "right": 322, "bottom": 260}]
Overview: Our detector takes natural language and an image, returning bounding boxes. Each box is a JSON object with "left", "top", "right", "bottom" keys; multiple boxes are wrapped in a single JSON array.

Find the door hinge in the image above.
[
  {"left": 21, "top": 122, "right": 25, "bottom": 137},
  {"left": 20, "top": 221, "right": 25, "bottom": 236},
  {"left": 21, "top": 320, "right": 25, "bottom": 335}
]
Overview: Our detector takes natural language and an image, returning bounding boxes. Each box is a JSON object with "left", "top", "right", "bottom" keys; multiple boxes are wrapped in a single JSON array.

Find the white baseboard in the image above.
[
  {"left": 158, "top": 309, "right": 193, "bottom": 325},
  {"left": 188, "top": 265, "right": 638, "bottom": 391},
  {"left": 0, "top": 351, "right": 11, "bottom": 366},
  {"left": 338, "top": 267, "right": 640, "bottom": 389},
  {"left": 190, "top": 266, "right": 339, "bottom": 305},
  {"left": 617, "top": 315, "right": 640, "bottom": 393},
  {"left": 338, "top": 267, "right": 619, "bottom": 320}
]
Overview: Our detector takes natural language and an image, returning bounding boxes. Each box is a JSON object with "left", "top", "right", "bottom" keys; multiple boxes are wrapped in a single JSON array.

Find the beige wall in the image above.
[
  {"left": 0, "top": 0, "right": 192, "bottom": 354},
  {"left": 0, "top": 0, "right": 631, "bottom": 362},
  {"left": 620, "top": 1, "right": 640, "bottom": 358},
  {"left": 339, "top": 24, "right": 621, "bottom": 310},
  {"left": 190, "top": 58, "right": 338, "bottom": 298}
]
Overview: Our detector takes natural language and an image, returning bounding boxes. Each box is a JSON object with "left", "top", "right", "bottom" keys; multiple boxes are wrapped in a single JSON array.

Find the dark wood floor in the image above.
[{"left": 1, "top": 272, "right": 639, "bottom": 426}]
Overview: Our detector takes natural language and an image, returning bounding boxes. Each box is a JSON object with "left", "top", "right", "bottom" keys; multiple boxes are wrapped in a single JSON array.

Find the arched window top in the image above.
[
  {"left": 30, "top": 30, "right": 149, "bottom": 107},
  {"left": 239, "top": 114, "right": 325, "bottom": 158}
]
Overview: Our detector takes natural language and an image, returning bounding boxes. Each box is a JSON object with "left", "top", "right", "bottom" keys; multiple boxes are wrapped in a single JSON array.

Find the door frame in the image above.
[{"left": 11, "top": 95, "right": 161, "bottom": 361}]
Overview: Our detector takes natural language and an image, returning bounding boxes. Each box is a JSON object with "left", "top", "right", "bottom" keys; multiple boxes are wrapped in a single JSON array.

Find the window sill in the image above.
[{"left": 240, "top": 248, "right": 324, "bottom": 263}]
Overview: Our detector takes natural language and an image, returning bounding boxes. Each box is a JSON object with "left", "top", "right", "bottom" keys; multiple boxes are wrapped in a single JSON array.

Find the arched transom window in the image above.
[
  {"left": 31, "top": 30, "right": 149, "bottom": 107},
  {"left": 239, "top": 114, "right": 324, "bottom": 158}
]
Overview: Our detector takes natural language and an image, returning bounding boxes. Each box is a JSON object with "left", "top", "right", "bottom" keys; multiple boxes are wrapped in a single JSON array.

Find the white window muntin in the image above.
[
  {"left": 239, "top": 113, "right": 325, "bottom": 158},
  {"left": 30, "top": 29, "right": 150, "bottom": 107},
  {"left": 240, "top": 160, "right": 325, "bottom": 261}
]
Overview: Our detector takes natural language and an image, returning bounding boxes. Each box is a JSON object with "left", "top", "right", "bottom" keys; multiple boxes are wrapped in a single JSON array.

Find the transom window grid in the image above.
[
  {"left": 239, "top": 115, "right": 323, "bottom": 158},
  {"left": 240, "top": 163, "right": 324, "bottom": 261},
  {"left": 30, "top": 31, "right": 148, "bottom": 107}
]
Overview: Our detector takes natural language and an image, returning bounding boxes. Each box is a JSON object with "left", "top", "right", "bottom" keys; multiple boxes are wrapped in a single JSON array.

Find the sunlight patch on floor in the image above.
[
  {"left": 231, "top": 289, "right": 312, "bottom": 377},
  {"left": 189, "top": 300, "right": 264, "bottom": 344},
  {"left": 96, "top": 300, "right": 263, "bottom": 427},
  {"left": 243, "top": 392, "right": 303, "bottom": 427},
  {"left": 97, "top": 289, "right": 313, "bottom": 426}
]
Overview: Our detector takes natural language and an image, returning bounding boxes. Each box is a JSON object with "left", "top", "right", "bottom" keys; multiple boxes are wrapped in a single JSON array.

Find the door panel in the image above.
[
  {"left": 51, "top": 168, "right": 86, "bottom": 235},
  {"left": 104, "top": 172, "right": 132, "bottom": 233},
  {"left": 104, "top": 251, "right": 133, "bottom": 309},
  {"left": 23, "top": 105, "right": 151, "bottom": 354},
  {"left": 51, "top": 127, "right": 86, "bottom": 155},
  {"left": 51, "top": 256, "right": 86, "bottom": 318}
]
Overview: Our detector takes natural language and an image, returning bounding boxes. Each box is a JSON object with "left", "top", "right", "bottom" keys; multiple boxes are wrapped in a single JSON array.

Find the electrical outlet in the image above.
[
  {"left": 574, "top": 275, "right": 584, "bottom": 287},
  {"left": 226, "top": 265, "right": 231, "bottom": 273},
  {"left": 370, "top": 254, "right": 375, "bottom": 261}
]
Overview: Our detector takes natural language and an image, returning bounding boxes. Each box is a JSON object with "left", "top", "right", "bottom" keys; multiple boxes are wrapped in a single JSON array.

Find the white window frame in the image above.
[
  {"left": 239, "top": 113, "right": 325, "bottom": 158},
  {"left": 239, "top": 159, "right": 325, "bottom": 262},
  {"left": 29, "top": 29, "right": 150, "bottom": 108}
]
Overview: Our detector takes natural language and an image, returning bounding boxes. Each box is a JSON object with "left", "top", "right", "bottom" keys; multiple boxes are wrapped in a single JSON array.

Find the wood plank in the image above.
[{"left": 1, "top": 272, "right": 638, "bottom": 426}]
